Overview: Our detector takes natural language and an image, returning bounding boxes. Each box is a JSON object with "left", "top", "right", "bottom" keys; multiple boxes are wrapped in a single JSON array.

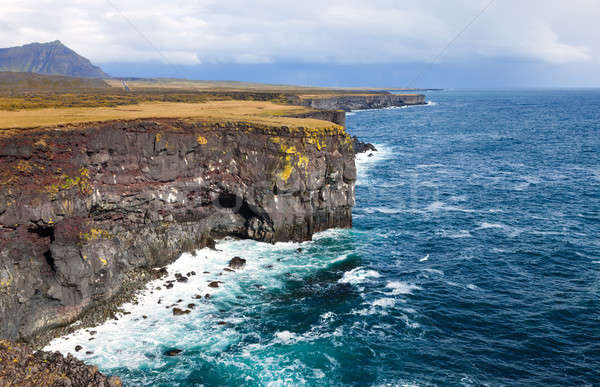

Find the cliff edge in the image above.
[{"left": 0, "top": 118, "right": 355, "bottom": 343}]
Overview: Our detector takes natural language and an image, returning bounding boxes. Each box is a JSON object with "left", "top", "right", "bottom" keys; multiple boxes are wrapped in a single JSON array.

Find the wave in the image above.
[
  {"left": 478, "top": 222, "right": 505, "bottom": 229},
  {"left": 422, "top": 268, "right": 444, "bottom": 276},
  {"left": 338, "top": 267, "right": 381, "bottom": 285},
  {"left": 476, "top": 222, "right": 523, "bottom": 237},
  {"left": 385, "top": 281, "right": 422, "bottom": 295},
  {"left": 45, "top": 231, "right": 355, "bottom": 369},
  {"left": 415, "top": 163, "right": 445, "bottom": 169},
  {"left": 372, "top": 298, "right": 396, "bottom": 308},
  {"left": 425, "top": 201, "right": 476, "bottom": 213}
]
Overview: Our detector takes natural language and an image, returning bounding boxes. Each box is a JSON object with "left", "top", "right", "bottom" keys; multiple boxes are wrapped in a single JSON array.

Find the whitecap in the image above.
[
  {"left": 419, "top": 254, "right": 429, "bottom": 262},
  {"left": 372, "top": 298, "right": 396, "bottom": 308},
  {"left": 361, "top": 206, "right": 403, "bottom": 215},
  {"left": 274, "top": 330, "right": 300, "bottom": 344},
  {"left": 415, "top": 163, "right": 445, "bottom": 169},
  {"left": 338, "top": 267, "right": 381, "bottom": 284},
  {"left": 478, "top": 222, "right": 504, "bottom": 229},
  {"left": 425, "top": 201, "right": 475, "bottom": 213},
  {"left": 422, "top": 268, "right": 444, "bottom": 275},
  {"left": 386, "top": 281, "right": 422, "bottom": 295}
]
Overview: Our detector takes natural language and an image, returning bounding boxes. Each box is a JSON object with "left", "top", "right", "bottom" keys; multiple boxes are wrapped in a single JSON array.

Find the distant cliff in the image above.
[
  {"left": 292, "top": 93, "right": 425, "bottom": 111},
  {"left": 0, "top": 41, "right": 108, "bottom": 78}
]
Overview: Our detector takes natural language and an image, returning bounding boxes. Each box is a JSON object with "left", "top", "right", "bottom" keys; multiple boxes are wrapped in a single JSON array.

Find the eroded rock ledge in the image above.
[
  {"left": 0, "top": 339, "right": 122, "bottom": 386},
  {"left": 0, "top": 119, "right": 355, "bottom": 342}
]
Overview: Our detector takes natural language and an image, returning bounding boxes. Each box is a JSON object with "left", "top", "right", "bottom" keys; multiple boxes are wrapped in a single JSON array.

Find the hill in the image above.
[
  {"left": 0, "top": 71, "right": 109, "bottom": 90},
  {"left": 0, "top": 40, "right": 108, "bottom": 78}
]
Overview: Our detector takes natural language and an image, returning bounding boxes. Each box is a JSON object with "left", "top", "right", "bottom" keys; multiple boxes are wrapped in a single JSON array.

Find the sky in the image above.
[{"left": 1, "top": 0, "right": 599, "bottom": 88}]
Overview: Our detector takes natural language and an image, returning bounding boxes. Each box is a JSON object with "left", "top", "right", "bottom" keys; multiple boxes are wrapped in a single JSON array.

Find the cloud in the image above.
[{"left": 0, "top": 0, "right": 597, "bottom": 66}]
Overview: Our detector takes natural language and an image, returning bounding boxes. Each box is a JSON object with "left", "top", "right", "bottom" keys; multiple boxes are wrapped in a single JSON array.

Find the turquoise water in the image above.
[{"left": 48, "top": 90, "right": 600, "bottom": 385}]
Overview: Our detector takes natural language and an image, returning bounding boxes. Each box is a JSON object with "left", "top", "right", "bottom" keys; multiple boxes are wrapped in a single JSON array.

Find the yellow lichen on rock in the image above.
[
  {"left": 15, "top": 160, "right": 33, "bottom": 173},
  {"left": 196, "top": 135, "right": 208, "bottom": 145},
  {"left": 44, "top": 168, "right": 91, "bottom": 199},
  {"left": 34, "top": 136, "right": 48, "bottom": 148},
  {"left": 276, "top": 141, "right": 310, "bottom": 182},
  {"left": 79, "top": 228, "right": 112, "bottom": 241}
]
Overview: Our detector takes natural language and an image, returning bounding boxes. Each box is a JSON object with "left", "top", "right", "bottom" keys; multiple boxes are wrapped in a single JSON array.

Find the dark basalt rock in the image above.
[
  {"left": 0, "top": 339, "right": 121, "bottom": 386},
  {"left": 228, "top": 256, "right": 246, "bottom": 269},
  {"left": 172, "top": 308, "right": 190, "bottom": 316},
  {"left": 164, "top": 349, "right": 182, "bottom": 356},
  {"left": 175, "top": 273, "right": 188, "bottom": 283},
  {"left": 208, "top": 281, "right": 221, "bottom": 288},
  {"left": 0, "top": 118, "right": 356, "bottom": 345},
  {"left": 351, "top": 136, "right": 378, "bottom": 154}
]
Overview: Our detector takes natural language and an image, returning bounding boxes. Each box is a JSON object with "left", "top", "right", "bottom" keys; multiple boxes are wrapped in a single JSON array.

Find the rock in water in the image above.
[
  {"left": 0, "top": 339, "right": 121, "bottom": 386},
  {"left": 208, "top": 281, "right": 221, "bottom": 288},
  {"left": 163, "top": 349, "right": 182, "bottom": 356},
  {"left": 228, "top": 256, "right": 247, "bottom": 269},
  {"left": 172, "top": 308, "right": 191, "bottom": 316},
  {"left": 351, "top": 135, "right": 378, "bottom": 154}
]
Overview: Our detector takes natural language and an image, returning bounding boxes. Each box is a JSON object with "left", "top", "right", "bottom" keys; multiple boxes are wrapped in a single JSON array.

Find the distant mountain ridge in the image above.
[{"left": 0, "top": 40, "right": 108, "bottom": 78}]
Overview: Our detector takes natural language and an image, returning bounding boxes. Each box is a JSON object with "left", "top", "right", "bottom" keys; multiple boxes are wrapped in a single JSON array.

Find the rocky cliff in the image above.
[
  {"left": 0, "top": 339, "right": 122, "bottom": 386},
  {"left": 0, "top": 118, "right": 355, "bottom": 342},
  {"left": 292, "top": 93, "right": 425, "bottom": 111}
]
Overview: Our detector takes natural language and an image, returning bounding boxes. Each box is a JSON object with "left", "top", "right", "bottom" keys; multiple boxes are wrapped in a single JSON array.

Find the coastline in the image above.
[{"left": 0, "top": 93, "right": 419, "bottom": 384}]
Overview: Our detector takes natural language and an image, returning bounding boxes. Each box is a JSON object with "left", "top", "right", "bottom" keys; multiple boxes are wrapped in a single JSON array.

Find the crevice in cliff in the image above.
[
  {"left": 217, "top": 192, "right": 264, "bottom": 222},
  {"left": 28, "top": 225, "right": 56, "bottom": 273}
]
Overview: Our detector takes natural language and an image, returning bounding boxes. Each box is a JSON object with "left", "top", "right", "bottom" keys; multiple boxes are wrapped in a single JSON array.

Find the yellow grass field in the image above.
[{"left": 0, "top": 100, "right": 336, "bottom": 132}]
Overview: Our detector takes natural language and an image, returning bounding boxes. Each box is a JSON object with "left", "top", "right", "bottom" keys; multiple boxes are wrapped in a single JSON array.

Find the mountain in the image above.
[{"left": 0, "top": 40, "right": 108, "bottom": 78}]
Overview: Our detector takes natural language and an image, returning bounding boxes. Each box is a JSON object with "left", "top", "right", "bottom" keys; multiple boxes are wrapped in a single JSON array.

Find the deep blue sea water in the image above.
[{"left": 48, "top": 90, "right": 600, "bottom": 386}]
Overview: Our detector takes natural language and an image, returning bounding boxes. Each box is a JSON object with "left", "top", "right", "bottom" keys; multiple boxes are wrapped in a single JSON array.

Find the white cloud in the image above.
[{"left": 0, "top": 0, "right": 597, "bottom": 65}]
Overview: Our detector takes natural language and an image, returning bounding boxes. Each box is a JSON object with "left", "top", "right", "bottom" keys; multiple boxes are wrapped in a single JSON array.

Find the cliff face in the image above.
[
  {"left": 0, "top": 339, "right": 122, "bottom": 386},
  {"left": 0, "top": 119, "right": 355, "bottom": 341},
  {"left": 293, "top": 94, "right": 425, "bottom": 111}
]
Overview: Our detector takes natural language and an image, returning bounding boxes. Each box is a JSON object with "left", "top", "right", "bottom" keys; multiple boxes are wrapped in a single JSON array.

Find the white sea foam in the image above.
[
  {"left": 354, "top": 143, "right": 394, "bottom": 186},
  {"left": 45, "top": 232, "right": 354, "bottom": 370},
  {"left": 478, "top": 222, "right": 505, "bottom": 229},
  {"left": 385, "top": 281, "right": 422, "bottom": 295},
  {"left": 372, "top": 298, "right": 396, "bottom": 308},
  {"left": 416, "top": 163, "right": 445, "bottom": 169},
  {"left": 425, "top": 201, "right": 475, "bottom": 213},
  {"left": 419, "top": 254, "right": 429, "bottom": 262},
  {"left": 362, "top": 206, "right": 403, "bottom": 215},
  {"left": 338, "top": 267, "right": 381, "bottom": 284},
  {"left": 436, "top": 228, "right": 473, "bottom": 239},
  {"left": 422, "top": 268, "right": 444, "bottom": 276},
  {"left": 274, "top": 330, "right": 300, "bottom": 344},
  {"left": 476, "top": 222, "right": 523, "bottom": 237}
]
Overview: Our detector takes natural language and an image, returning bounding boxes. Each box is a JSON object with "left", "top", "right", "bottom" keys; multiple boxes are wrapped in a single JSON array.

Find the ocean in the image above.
[{"left": 47, "top": 90, "right": 600, "bottom": 386}]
